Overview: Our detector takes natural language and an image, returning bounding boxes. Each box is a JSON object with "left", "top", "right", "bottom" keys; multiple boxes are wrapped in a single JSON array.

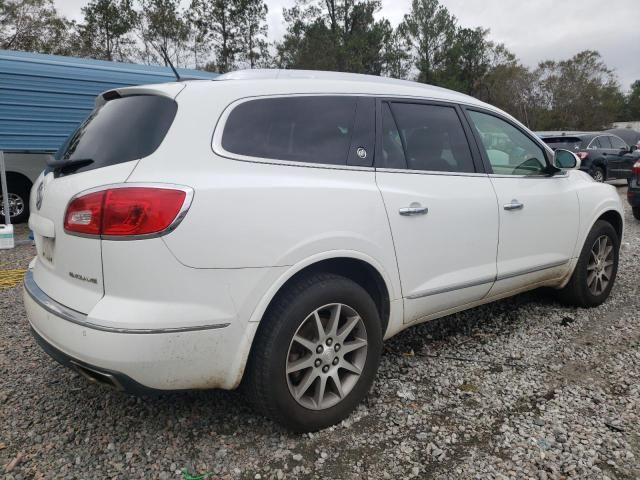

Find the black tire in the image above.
[
  {"left": 556, "top": 220, "right": 619, "bottom": 307},
  {"left": 243, "top": 272, "right": 383, "bottom": 432},
  {"left": 592, "top": 166, "right": 606, "bottom": 183},
  {"left": 633, "top": 207, "right": 640, "bottom": 221},
  {"left": 0, "top": 177, "right": 30, "bottom": 223}
]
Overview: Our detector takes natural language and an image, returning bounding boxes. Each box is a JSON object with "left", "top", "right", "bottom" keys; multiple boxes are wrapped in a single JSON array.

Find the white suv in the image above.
[{"left": 23, "top": 70, "right": 624, "bottom": 432}]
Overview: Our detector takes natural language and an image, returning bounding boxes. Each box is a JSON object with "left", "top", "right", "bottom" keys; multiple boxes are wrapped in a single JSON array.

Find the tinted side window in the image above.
[
  {"left": 54, "top": 95, "right": 177, "bottom": 175},
  {"left": 609, "top": 136, "right": 626, "bottom": 149},
  {"left": 379, "top": 102, "right": 406, "bottom": 169},
  {"left": 222, "top": 96, "right": 357, "bottom": 165},
  {"left": 389, "top": 103, "right": 475, "bottom": 173},
  {"left": 468, "top": 110, "right": 547, "bottom": 176},
  {"left": 595, "top": 136, "right": 612, "bottom": 148}
]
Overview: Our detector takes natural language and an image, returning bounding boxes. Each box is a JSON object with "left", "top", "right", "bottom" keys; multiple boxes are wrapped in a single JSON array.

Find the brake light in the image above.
[
  {"left": 576, "top": 152, "right": 589, "bottom": 160},
  {"left": 64, "top": 187, "right": 190, "bottom": 238},
  {"left": 633, "top": 160, "right": 640, "bottom": 177},
  {"left": 64, "top": 191, "right": 104, "bottom": 236}
]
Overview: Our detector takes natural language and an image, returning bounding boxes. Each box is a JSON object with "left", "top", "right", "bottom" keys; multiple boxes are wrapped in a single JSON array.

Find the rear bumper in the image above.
[
  {"left": 30, "top": 327, "right": 156, "bottom": 394},
  {"left": 23, "top": 271, "right": 258, "bottom": 391}
]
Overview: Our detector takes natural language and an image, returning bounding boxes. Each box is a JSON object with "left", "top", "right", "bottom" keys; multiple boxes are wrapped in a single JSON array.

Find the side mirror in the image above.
[{"left": 554, "top": 149, "right": 579, "bottom": 169}]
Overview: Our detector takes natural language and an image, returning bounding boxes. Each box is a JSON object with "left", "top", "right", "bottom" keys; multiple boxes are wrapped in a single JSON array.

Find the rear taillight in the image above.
[
  {"left": 576, "top": 152, "right": 589, "bottom": 160},
  {"left": 633, "top": 160, "right": 640, "bottom": 178},
  {"left": 64, "top": 186, "right": 190, "bottom": 238}
]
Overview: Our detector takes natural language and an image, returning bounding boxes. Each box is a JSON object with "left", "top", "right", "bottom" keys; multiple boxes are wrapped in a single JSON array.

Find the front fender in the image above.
[{"left": 571, "top": 172, "right": 624, "bottom": 257}]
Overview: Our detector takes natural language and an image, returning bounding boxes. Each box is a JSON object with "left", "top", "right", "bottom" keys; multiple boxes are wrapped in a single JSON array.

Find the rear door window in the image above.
[
  {"left": 383, "top": 102, "right": 475, "bottom": 173},
  {"left": 221, "top": 96, "right": 358, "bottom": 166},
  {"left": 379, "top": 102, "right": 407, "bottom": 169},
  {"left": 53, "top": 95, "right": 177, "bottom": 175},
  {"left": 593, "top": 136, "right": 612, "bottom": 149}
]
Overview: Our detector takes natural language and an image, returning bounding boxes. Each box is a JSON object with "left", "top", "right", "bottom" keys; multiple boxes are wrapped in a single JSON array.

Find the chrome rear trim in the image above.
[{"left": 24, "top": 271, "right": 230, "bottom": 334}]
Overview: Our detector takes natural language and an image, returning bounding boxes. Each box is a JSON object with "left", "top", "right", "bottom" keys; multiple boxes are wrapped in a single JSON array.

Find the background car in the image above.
[
  {"left": 539, "top": 132, "right": 636, "bottom": 182},
  {"left": 606, "top": 127, "right": 640, "bottom": 151},
  {"left": 0, "top": 153, "right": 49, "bottom": 224},
  {"left": 628, "top": 159, "right": 640, "bottom": 220}
]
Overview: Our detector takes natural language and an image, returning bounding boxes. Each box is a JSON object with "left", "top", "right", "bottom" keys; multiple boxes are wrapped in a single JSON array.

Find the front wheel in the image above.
[
  {"left": 244, "top": 272, "right": 383, "bottom": 432},
  {"left": 557, "top": 220, "right": 619, "bottom": 307}
]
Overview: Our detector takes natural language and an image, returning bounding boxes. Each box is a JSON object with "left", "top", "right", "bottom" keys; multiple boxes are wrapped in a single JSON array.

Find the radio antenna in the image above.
[{"left": 160, "top": 46, "right": 181, "bottom": 81}]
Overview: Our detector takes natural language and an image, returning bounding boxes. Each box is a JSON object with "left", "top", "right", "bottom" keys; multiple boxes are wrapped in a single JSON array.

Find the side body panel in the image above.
[
  {"left": 487, "top": 175, "right": 579, "bottom": 296},
  {"left": 376, "top": 170, "right": 498, "bottom": 323},
  {"left": 127, "top": 82, "right": 404, "bottom": 337}
]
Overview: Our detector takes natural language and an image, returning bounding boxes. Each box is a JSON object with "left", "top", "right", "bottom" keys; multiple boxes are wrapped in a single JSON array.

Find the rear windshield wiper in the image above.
[{"left": 46, "top": 157, "right": 94, "bottom": 176}]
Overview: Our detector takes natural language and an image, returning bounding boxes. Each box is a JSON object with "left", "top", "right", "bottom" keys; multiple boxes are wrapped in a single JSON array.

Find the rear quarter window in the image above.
[
  {"left": 221, "top": 96, "right": 358, "bottom": 166},
  {"left": 53, "top": 95, "right": 177, "bottom": 175}
]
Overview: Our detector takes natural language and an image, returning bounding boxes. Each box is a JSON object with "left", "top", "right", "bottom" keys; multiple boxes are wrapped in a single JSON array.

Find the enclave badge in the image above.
[{"left": 69, "top": 272, "right": 98, "bottom": 285}]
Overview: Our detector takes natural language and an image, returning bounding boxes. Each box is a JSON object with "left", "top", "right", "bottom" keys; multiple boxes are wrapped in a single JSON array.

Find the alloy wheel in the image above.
[
  {"left": 586, "top": 235, "right": 614, "bottom": 296},
  {"left": 286, "top": 303, "right": 368, "bottom": 410},
  {"left": 0, "top": 193, "right": 25, "bottom": 219},
  {"left": 593, "top": 170, "right": 604, "bottom": 182}
]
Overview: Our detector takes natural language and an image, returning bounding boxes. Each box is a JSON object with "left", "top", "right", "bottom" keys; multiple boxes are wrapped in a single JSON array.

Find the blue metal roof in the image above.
[{"left": 0, "top": 49, "right": 218, "bottom": 153}]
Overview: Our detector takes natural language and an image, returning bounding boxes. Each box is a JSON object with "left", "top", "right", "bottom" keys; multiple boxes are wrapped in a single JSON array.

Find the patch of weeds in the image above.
[
  {"left": 459, "top": 383, "right": 479, "bottom": 393},
  {"left": 181, "top": 468, "right": 214, "bottom": 480}
]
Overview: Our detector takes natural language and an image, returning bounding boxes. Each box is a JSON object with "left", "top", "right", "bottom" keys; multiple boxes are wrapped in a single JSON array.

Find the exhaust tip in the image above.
[{"left": 70, "top": 361, "right": 124, "bottom": 391}]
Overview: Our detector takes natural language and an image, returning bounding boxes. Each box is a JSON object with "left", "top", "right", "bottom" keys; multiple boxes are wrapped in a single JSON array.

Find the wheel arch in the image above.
[
  {"left": 596, "top": 209, "right": 623, "bottom": 241},
  {"left": 3, "top": 171, "right": 33, "bottom": 192},
  {"left": 250, "top": 254, "right": 394, "bottom": 336}
]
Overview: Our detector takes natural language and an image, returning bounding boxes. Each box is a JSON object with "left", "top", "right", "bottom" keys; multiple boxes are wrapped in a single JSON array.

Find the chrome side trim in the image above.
[
  {"left": 406, "top": 275, "right": 496, "bottom": 299},
  {"left": 405, "top": 259, "right": 570, "bottom": 300},
  {"left": 375, "top": 168, "right": 488, "bottom": 177},
  {"left": 495, "top": 260, "right": 569, "bottom": 281},
  {"left": 24, "top": 271, "right": 230, "bottom": 334},
  {"left": 488, "top": 172, "right": 568, "bottom": 179}
]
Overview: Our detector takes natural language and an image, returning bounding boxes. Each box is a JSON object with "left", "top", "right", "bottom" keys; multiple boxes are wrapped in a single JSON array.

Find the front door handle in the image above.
[
  {"left": 399, "top": 205, "right": 428, "bottom": 216},
  {"left": 504, "top": 200, "right": 524, "bottom": 211}
]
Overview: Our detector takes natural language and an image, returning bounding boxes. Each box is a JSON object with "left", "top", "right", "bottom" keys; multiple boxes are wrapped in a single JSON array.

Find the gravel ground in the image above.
[{"left": 1, "top": 185, "right": 639, "bottom": 480}]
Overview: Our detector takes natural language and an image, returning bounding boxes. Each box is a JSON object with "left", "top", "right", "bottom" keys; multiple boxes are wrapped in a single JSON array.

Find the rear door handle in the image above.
[
  {"left": 504, "top": 200, "right": 524, "bottom": 211},
  {"left": 399, "top": 206, "right": 428, "bottom": 216}
]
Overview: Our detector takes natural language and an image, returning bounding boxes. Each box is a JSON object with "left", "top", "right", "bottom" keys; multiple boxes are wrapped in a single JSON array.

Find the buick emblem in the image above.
[
  {"left": 36, "top": 182, "right": 44, "bottom": 210},
  {"left": 356, "top": 147, "right": 367, "bottom": 159}
]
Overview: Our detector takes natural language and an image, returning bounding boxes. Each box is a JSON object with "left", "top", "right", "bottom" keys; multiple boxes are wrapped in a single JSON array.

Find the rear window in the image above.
[
  {"left": 53, "top": 95, "right": 177, "bottom": 175},
  {"left": 221, "top": 96, "right": 358, "bottom": 165},
  {"left": 540, "top": 136, "right": 585, "bottom": 151}
]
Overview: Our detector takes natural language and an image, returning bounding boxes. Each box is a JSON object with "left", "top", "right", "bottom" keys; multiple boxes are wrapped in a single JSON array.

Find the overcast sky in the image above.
[{"left": 54, "top": 0, "right": 639, "bottom": 91}]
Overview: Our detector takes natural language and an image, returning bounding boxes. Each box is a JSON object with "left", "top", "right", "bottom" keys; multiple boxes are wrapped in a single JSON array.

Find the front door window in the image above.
[{"left": 468, "top": 110, "right": 548, "bottom": 176}]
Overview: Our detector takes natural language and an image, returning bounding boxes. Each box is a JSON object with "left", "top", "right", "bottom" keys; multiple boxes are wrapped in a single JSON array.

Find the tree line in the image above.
[{"left": 1, "top": 0, "right": 639, "bottom": 131}]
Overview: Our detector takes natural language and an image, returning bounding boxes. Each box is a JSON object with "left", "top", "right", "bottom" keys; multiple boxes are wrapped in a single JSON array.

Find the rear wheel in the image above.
[
  {"left": 557, "top": 220, "right": 619, "bottom": 307},
  {"left": 633, "top": 207, "right": 640, "bottom": 221},
  {"left": 0, "top": 178, "right": 31, "bottom": 223},
  {"left": 592, "top": 166, "right": 605, "bottom": 183},
  {"left": 244, "top": 272, "right": 382, "bottom": 432}
]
